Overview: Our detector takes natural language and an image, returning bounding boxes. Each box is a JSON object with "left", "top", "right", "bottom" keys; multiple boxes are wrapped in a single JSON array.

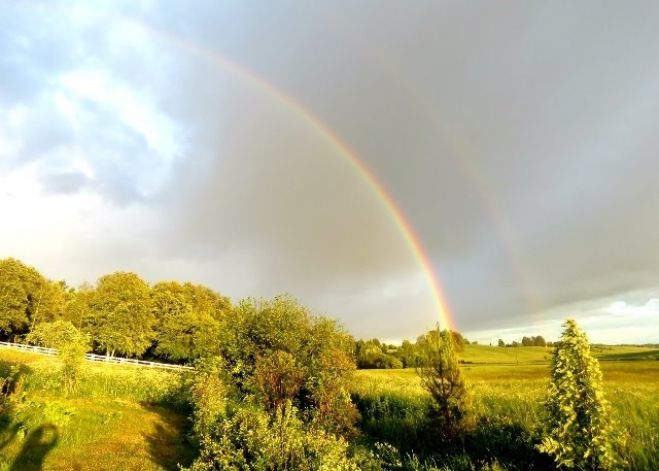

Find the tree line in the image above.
[
  {"left": 0, "top": 257, "right": 230, "bottom": 361},
  {"left": 497, "top": 335, "right": 549, "bottom": 347},
  {"left": 354, "top": 331, "right": 470, "bottom": 369}
]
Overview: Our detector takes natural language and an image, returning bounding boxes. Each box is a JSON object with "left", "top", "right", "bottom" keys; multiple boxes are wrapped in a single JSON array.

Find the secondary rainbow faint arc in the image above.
[{"left": 142, "top": 25, "right": 455, "bottom": 331}]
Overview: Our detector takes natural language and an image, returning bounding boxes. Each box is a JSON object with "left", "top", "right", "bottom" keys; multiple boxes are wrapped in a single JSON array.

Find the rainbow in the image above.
[{"left": 139, "top": 25, "right": 456, "bottom": 331}]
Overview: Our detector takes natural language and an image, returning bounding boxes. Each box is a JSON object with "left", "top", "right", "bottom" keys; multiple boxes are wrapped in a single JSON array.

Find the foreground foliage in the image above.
[
  {"left": 187, "top": 402, "right": 359, "bottom": 471},
  {"left": 185, "top": 296, "right": 361, "bottom": 470}
]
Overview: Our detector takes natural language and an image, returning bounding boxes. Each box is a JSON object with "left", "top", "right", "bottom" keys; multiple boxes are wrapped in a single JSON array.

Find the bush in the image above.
[
  {"left": 26, "top": 320, "right": 90, "bottom": 396},
  {"left": 216, "top": 296, "right": 359, "bottom": 437},
  {"left": 185, "top": 402, "right": 359, "bottom": 471},
  {"left": 190, "top": 357, "right": 230, "bottom": 437}
]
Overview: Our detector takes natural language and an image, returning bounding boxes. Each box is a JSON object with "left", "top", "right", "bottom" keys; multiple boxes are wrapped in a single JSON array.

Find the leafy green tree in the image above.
[
  {"left": 151, "top": 281, "right": 229, "bottom": 361},
  {"left": 186, "top": 296, "right": 360, "bottom": 470},
  {"left": 0, "top": 258, "right": 64, "bottom": 337},
  {"left": 398, "top": 339, "right": 420, "bottom": 368},
  {"left": 355, "top": 338, "right": 402, "bottom": 369},
  {"left": 218, "top": 295, "right": 358, "bottom": 437},
  {"left": 27, "top": 320, "right": 90, "bottom": 395},
  {"left": 181, "top": 282, "right": 231, "bottom": 320},
  {"left": 63, "top": 283, "right": 94, "bottom": 328},
  {"left": 534, "top": 335, "right": 547, "bottom": 347},
  {"left": 417, "top": 327, "right": 469, "bottom": 442},
  {"left": 497, "top": 339, "right": 505, "bottom": 347},
  {"left": 538, "top": 319, "right": 620, "bottom": 470},
  {"left": 87, "top": 272, "right": 154, "bottom": 357}
]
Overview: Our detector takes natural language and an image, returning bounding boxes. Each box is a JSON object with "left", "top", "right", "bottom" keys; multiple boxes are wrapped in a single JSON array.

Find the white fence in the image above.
[{"left": 0, "top": 341, "right": 193, "bottom": 371}]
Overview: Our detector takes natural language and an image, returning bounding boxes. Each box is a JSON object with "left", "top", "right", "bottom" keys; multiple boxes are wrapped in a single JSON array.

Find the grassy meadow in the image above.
[
  {"left": 352, "top": 344, "right": 659, "bottom": 470},
  {"left": 0, "top": 344, "right": 657, "bottom": 470},
  {"left": 0, "top": 349, "right": 194, "bottom": 471}
]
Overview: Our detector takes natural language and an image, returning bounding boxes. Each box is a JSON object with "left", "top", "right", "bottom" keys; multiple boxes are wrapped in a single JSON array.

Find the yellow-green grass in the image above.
[
  {"left": 353, "top": 362, "right": 659, "bottom": 470},
  {"left": 0, "top": 349, "right": 194, "bottom": 471}
]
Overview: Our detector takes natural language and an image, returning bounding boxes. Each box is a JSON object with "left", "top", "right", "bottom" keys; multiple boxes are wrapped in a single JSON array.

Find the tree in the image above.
[
  {"left": 63, "top": 283, "right": 94, "bottom": 329},
  {"left": 354, "top": 338, "right": 402, "bottom": 369},
  {"left": 181, "top": 282, "right": 231, "bottom": 321},
  {"left": 533, "top": 335, "right": 547, "bottom": 347},
  {"left": 0, "top": 258, "right": 63, "bottom": 338},
  {"left": 87, "top": 272, "right": 154, "bottom": 357},
  {"left": 538, "top": 319, "right": 620, "bottom": 470},
  {"left": 522, "top": 336, "right": 532, "bottom": 347},
  {"left": 151, "top": 281, "right": 229, "bottom": 361},
  {"left": 450, "top": 330, "right": 467, "bottom": 352},
  {"left": 254, "top": 350, "right": 304, "bottom": 413},
  {"left": 399, "top": 339, "right": 420, "bottom": 368},
  {"left": 27, "top": 320, "right": 90, "bottom": 395},
  {"left": 497, "top": 339, "right": 505, "bottom": 347},
  {"left": 218, "top": 295, "right": 358, "bottom": 437},
  {"left": 417, "top": 327, "right": 469, "bottom": 442}
]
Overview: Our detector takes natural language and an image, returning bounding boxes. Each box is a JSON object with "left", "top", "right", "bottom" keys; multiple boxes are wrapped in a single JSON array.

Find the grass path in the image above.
[{"left": 0, "top": 350, "right": 194, "bottom": 471}]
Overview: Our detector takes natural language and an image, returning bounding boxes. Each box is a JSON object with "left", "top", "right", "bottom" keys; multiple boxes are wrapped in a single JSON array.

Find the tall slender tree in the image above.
[
  {"left": 538, "top": 319, "right": 620, "bottom": 470},
  {"left": 417, "top": 326, "right": 469, "bottom": 442}
]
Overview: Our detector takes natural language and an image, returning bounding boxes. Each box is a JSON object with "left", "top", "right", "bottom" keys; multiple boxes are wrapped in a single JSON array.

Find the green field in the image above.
[
  {"left": 353, "top": 346, "right": 659, "bottom": 470},
  {"left": 0, "top": 345, "right": 657, "bottom": 470},
  {"left": 456, "top": 343, "right": 659, "bottom": 365}
]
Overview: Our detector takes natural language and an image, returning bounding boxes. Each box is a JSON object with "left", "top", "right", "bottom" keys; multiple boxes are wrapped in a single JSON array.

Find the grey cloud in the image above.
[
  {"left": 2, "top": 1, "right": 659, "bottom": 341},
  {"left": 39, "top": 171, "right": 91, "bottom": 195},
  {"left": 149, "top": 1, "right": 659, "bottom": 336}
]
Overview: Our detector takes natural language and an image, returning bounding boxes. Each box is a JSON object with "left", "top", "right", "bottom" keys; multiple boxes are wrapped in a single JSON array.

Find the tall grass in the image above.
[
  {"left": 2, "top": 352, "right": 192, "bottom": 407},
  {"left": 353, "top": 362, "right": 659, "bottom": 470}
]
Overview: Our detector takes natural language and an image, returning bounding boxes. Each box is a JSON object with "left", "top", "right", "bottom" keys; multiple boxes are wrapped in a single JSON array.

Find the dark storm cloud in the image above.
[
  {"left": 145, "top": 0, "right": 659, "bottom": 335},
  {"left": 2, "top": 1, "right": 659, "bottom": 340}
]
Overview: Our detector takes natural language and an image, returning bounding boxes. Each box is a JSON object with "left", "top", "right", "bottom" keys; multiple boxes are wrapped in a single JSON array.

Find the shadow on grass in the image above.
[
  {"left": 142, "top": 402, "right": 196, "bottom": 471},
  {"left": 1, "top": 362, "right": 31, "bottom": 457},
  {"left": 8, "top": 424, "right": 58, "bottom": 471}
]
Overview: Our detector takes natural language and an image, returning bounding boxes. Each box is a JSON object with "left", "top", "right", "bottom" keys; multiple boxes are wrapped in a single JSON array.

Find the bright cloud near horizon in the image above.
[{"left": 1, "top": 1, "right": 658, "bottom": 344}]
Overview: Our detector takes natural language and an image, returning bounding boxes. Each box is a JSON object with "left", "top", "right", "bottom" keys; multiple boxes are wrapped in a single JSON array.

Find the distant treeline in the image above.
[
  {"left": 355, "top": 331, "right": 471, "bottom": 369},
  {"left": 355, "top": 334, "right": 561, "bottom": 369},
  {"left": 497, "top": 336, "right": 551, "bottom": 348}
]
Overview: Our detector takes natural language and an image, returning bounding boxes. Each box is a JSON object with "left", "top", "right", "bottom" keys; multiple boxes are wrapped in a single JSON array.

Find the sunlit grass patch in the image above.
[
  {"left": 353, "top": 361, "right": 659, "bottom": 470},
  {"left": 0, "top": 349, "right": 194, "bottom": 471}
]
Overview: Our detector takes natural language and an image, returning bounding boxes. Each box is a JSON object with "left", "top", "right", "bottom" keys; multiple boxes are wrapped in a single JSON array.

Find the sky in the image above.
[{"left": 1, "top": 1, "right": 658, "bottom": 344}]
